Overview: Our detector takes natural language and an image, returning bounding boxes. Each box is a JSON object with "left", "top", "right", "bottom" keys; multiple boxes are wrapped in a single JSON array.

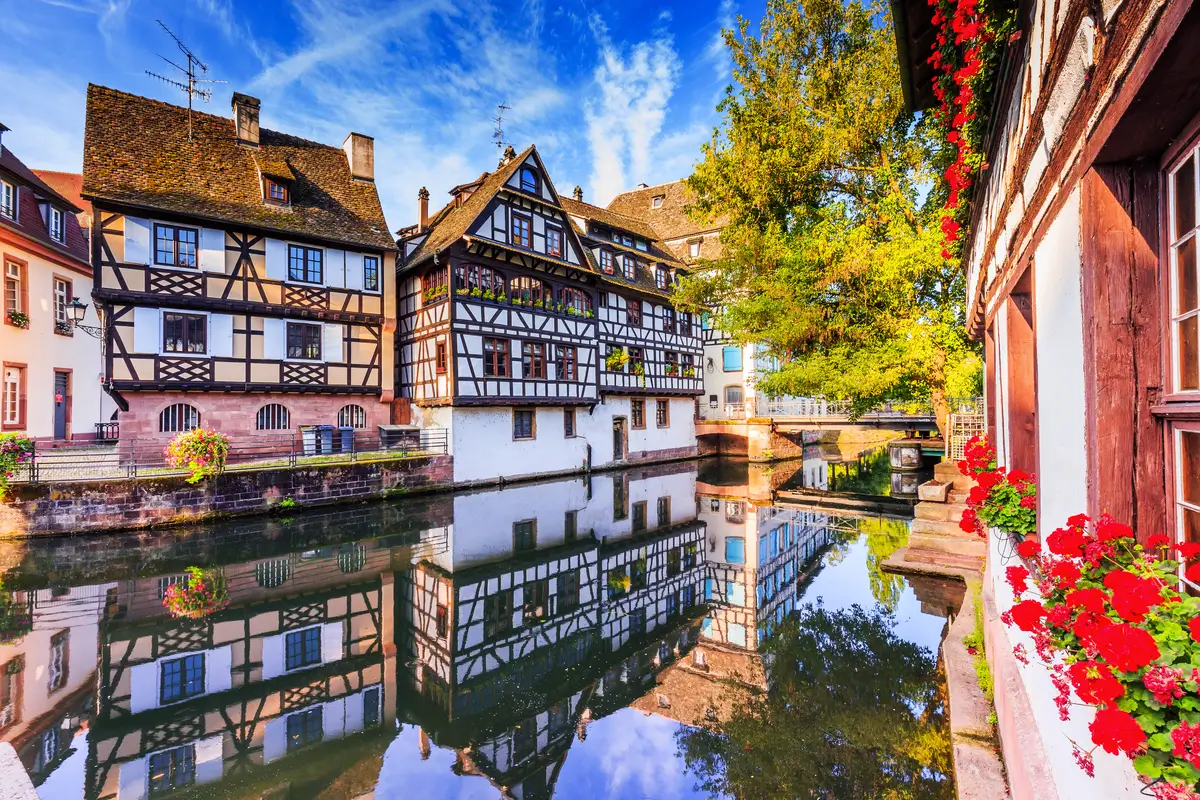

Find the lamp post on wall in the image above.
[{"left": 68, "top": 298, "right": 104, "bottom": 339}]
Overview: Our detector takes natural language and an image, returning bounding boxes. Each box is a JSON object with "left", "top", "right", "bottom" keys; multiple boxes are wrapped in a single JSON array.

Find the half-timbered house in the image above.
[
  {"left": 396, "top": 146, "right": 701, "bottom": 483},
  {"left": 82, "top": 86, "right": 397, "bottom": 439},
  {"left": 87, "top": 544, "right": 396, "bottom": 799}
]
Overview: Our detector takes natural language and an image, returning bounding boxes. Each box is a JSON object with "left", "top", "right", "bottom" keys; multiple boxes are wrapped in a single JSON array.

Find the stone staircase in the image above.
[{"left": 904, "top": 461, "right": 986, "bottom": 573}]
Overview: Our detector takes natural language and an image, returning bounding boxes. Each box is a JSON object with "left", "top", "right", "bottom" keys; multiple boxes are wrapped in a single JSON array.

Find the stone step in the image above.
[
  {"left": 949, "top": 490, "right": 972, "bottom": 504},
  {"left": 912, "top": 517, "right": 973, "bottom": 538},
  {"left": 909, "top": 532, "right": 987, "bottom": 559},
  {"left": 914, "top": 502, "right": 970, "bottom": 523},
  {"left": 903, "top": 547, "right": 985, "bottom": 573},
  {"left": 933, "top": 461, "right": 961, "bottom": 480}
]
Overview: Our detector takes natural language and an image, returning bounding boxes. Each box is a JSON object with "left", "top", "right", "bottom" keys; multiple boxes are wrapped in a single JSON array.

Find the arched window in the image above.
[
  {"left": 559, "top": 288, "right": 592, "bottom": 316},
  {"left": 337, "top": 544, "right": 367, "bottom": 574},
  {"left": 255, "top": 558, "right": 292, "bottom": 589},
  {"left": 454, "top": 264, "right": 505, "bottom": 296},
  {"left": 510, "top": 275, "right": 551, "bottom": 307},
  {"left": 519, "top": 167, "right": 539, "bottom": 194},
  {"left": 338, "top": 404, "right": 367, "bottom": 428},
  {"left": 159, "top": 403, "right": 199, "bottom": 433},
  {"left": 255, "top": 403, "right": 290, "bottom": 431}
]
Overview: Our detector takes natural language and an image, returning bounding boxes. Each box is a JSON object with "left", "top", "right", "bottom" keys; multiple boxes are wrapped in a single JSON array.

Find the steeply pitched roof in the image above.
[
  {"left": 31, "top": 170, "right": 92, "bottom": 220},
  {"left": 82, "top": 84, "right": 394, "bottom": 251},
  {"left": 606, "top": 180, "right": 728, "bottom": 241},
  {"left": 0, "top": 147, "right": 90, "bottom": 266},
  {"left": 560, "top": 197, "right": 660, "bottom": 242}
]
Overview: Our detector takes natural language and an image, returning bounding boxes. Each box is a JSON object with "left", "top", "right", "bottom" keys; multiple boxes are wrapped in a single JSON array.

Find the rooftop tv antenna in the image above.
[
  {"left": 145, "top": 20, "right": 225, "bottom": 142},
  {"left": 493, "top": 103, "right": 511, "bottom": 152}
]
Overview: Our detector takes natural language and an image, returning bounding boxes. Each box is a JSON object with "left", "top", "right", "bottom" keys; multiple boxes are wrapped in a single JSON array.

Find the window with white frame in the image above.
[
  {"left": 338, "top": 404, "right": 367, "bottom": 428},
  {"left": 689, "top": 240, "right": 701, "bottom": 259},
  {"left": 2, "top": 366, "right": 22, "bottom": 427},
  {"left": 0, "top": 181, "right": 15, "bottom": 220},
  {"left": 652, "top": 195, "right": 664, "bottom": 209},
  {"left": 49, "top": 207, "right": 64, "bottom": 243},
  {"left": 4, "top": 260, "right": 22, "bottom": 315},
  {"left": 47, "top": 631, "right": 68, "bottom": 692},
  {"left": 53, "top": 278, "right": 70, "bottom": 325}
]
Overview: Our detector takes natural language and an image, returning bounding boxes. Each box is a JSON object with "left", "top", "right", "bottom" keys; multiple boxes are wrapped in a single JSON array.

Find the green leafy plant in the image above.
[
  {"left": 164, "top": 428, "right": 230, "bottom": 484},
  {"left": 6, "top": 311, "right": 29, "bottom": 329},
  {"left": 605, "top": 348, "right": 629, "bottom": 372},
  {"left": 162, "top": 567, "right": 229, "bottom": 619},
  {"left": 665, "top": 363, "right": 680, "bottom": 376},
  {"left": 469, "top": 287, "right": 482, "bottom": 299},
  {"left": 0, "top": 579, "right": 31, "bottom": 645},
  {"left": 497, "top": 292, "right": 507, "bottom": 303},
  {"left": 482, "top": 289, "right": 495, "bottom": 301},
  {"left": 279, "top": 497, "right": 296, "bottom": 509},
  {"left": 682, "top": 365, "right": 696, "bottom": 377},
  {"left": 0, "top": 432, "right": 34, "bottom": 499},
  {"left": 455, "top": 287, "right": 468, "bottom": 296},
  {"left": 422, "top": 284, "right": 448, "bottom": 303}
]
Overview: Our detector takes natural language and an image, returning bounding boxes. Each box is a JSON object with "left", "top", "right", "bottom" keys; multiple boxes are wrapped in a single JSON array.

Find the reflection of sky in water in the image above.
[{"left": 36, "top": 728, "right": 87, "bottom": 800}]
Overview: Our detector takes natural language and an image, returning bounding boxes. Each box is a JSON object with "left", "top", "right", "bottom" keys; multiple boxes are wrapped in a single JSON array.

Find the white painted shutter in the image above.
[
  {"left": 344, "top": 252, "right": 364, "bottom": 291},
  {"left": 117, "top": 759, "right": 148, "bottom": 800},
  {"left": 262, "top": 717, "right": 287, "bottom": 764},
  {"left": 322, "top": 699, "right": 346, "bottom": 741},
  {"left": 321, "top": 622, "right": 343, "bottom": 663},
  {"left": 325, "top": 249, "right": 346, "bottom": 289},
  {"left": 199, "top": 228, "right": 226, "bottom": 272},
  {"left": 124, "top": 217, "right": 150, "bottom": 265},
  {"left": 133, "top": 307, "right": 160, "bottom": 354},
  {"left": 205, "top": 646, "right": 232, "bottom": 695},
  {"left": 194, "top": 734, "right": 224, "bottom": 784},
  {"left": 323, "top": 323, "right": 344, "bottom": 363},
  {"left": 264, "top": 239, "right": 287, "bottom": 280},
  {"left": 129, "top": 661, "right": 159, "bottom": 713},
  {"left": 262, "top": 318, "right": 285, "bottom": 361},
  {"left": 209, "top": 315, "right": 234, "bottom": 358},
  {"left": 261, "top": 634, "right": 284, "bottom": 680},
  {"left": 344, "top": 691, "right": 366, "bottom": 733}
]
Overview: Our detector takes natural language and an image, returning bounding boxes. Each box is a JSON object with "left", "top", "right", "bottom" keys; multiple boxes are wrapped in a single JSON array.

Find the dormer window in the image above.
[
  {"left": 652, "top": 195, "right": 664, "bottom": 209},
  {"left": 0, "top": 180, "right": 15, "bottom": 220},
  {"left": 520, "top": 167, "right": 539, "bottom": 194},
  {"left": 48, "top": 207, "right": 64, "bottom": 243},
  {"left": 656, "top": 265, "right": 669, "bottom": 290},
  {"left": 600, "top": 249, "right": 615, "bottom": 275},
  {"left": 621, "top": 256, "right": 636, "bottom": 282},
  {"left": 689, "top": 240, "right": 701, "bottom": 259},
  {"left": 635, "top": 239, "right": 648, "bottom": 252},
  {"left": 265, "top": 178, "right": 289, "bottom": 204}
]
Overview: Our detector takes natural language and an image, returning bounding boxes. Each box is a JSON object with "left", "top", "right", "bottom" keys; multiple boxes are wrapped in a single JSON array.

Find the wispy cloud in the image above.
[{"left": 706, "top": 0, "right": 737, "bottom": 81}]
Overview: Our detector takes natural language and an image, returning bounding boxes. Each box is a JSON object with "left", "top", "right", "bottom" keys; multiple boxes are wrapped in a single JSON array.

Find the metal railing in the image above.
[
  {"left": 11, "top": 428, "right": 449, "bottom": 485},
  {"left": 697, "top": 397, "right": 983, "bottom": 422}
]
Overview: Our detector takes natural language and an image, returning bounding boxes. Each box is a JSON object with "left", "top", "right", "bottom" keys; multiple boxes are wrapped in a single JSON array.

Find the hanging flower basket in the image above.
[
  {"left": 164, "top": 428, "right": 230, "bottom": 484},
  {"left": 162, "top": 567, "right": 229, "bottom": 619}
]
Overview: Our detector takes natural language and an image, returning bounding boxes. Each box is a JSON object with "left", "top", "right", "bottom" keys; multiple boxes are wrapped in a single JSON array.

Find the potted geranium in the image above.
[
  {"left": 162, "top": 567, "right": 229, "bottom": 619},
  {"left": 957, "top": 435, "right": 1037, "bottom": 543}
]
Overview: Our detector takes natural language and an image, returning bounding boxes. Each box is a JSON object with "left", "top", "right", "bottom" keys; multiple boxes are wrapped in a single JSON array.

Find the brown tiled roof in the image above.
[
  {"left": 31, "top": 170, "right": 91, "bottom": 219},
  {"left": 560, "top": 196, "right": 660, "bottom": 242},
  {"left": 607, "top": 180, "right": 728, "bottom": 241},
  {"left": 0, "top": 148, "right": 90, "bottom": 266},
  {"left": 82, "top": 85, "right": 394, "bottom": 251},
  {"left": 560, "top": 196, "right": 687, "bottom": 300}
]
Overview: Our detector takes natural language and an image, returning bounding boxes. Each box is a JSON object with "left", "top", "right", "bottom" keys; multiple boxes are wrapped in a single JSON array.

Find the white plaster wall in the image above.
[
  {"left": 447, "top": 407, "right": 590, "bottom": 483},
  {"left": 1033, "top": 188, "right": 1088, "bottom": 529}
]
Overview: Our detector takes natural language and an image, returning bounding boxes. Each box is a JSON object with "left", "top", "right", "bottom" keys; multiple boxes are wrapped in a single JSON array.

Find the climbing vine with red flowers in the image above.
[
  {"left": 925, "top": 0, "right": 1018, "bottom": 259},
  {"left": 1003, "top": 513, "right": 1200, "bottom": 798}
]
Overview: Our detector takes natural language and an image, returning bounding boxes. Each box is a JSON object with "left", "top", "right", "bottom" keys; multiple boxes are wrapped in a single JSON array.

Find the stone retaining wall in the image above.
[{"left": 0, "top": 455, "right": 453, "bottom": 536}]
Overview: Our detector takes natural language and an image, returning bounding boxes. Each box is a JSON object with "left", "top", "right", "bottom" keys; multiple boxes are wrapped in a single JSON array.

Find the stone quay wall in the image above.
[{"left": 1, "top": 455, "right": 454, "bottom": 536}]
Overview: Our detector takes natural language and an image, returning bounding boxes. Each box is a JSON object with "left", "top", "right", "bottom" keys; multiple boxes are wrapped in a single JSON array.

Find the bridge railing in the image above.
[{"left": 696, "top": 396, "right": 983, "bottom": 422}]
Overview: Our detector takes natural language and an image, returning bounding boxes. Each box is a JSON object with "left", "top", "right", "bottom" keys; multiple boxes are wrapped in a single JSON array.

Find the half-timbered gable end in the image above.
[{"left": 82, "top": 85, "right": 397, "bottom": 438}]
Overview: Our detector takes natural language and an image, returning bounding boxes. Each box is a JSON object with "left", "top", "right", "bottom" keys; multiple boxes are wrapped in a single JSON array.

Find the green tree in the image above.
[
  {"left": 676, "top": 0, "right": 981, "bottom": 433},
  {"left": 677, "top": 605, "right": 953, "bottom": 799}
]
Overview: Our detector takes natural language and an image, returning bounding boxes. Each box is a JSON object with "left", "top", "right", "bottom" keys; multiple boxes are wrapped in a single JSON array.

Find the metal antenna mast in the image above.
[
  {"left": 145, "top": 20, "right": 225, "bottom": 142},
  {"left": 493, "top": 103, "right": 511, "bottom": 152}
]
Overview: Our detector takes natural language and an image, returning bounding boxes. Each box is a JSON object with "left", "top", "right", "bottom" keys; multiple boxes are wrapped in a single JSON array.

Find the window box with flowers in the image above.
[
  {"left": 6, "top": 311, "right": 28, "bottom": 330},
  {"left": 54, "top": 320, "right": 73, "bottom": 337},
  {"left": 664, "top": 364, "right": 680, "bottom": 377},
  {"left": 605, "top": 348, "right": 629, "bottom": 372},
  {"left": 422, "top": 284, "right": 448, "bottom": 304}
]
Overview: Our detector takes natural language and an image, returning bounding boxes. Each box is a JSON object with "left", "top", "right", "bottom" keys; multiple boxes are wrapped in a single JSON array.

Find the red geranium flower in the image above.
[
  {"left": 1017, "top": 538, "right": 1039, "bottom": 559},
  {"left": 1046, "top": 526, "right": 1088, "bottom": 558},
  {"left": 1005, "top": 565, "right": 1029, "bottom": 595},
  {"left": 1049, "top": 560, "right": 1081, "bottom": 590},
  {"left": 1067, "top": 513, "right": 1091, "bottom": 528},
  {"left": 1006, "top": 469, "right": 1031, "bottom": 485},
  {"left": 1187, "top": 562, "right": 1200, "bottom": 585},
  {"left": 1067, "top": 661, "right": 1124, "bottom": 707},
  {"left": 1176, "top": 542, "right": 1200, "bottom": 560},
  {"left": 1089, "top": 707, "right": 1146, "bottom": 756},
  {"left": 1019, "top": 495, "right": 1037, "bottom": 510},
  {"left": 1103, "top": 570, "right": 1166, "bottom": 622},
  {"left": 1095, "top": 514, "right": 1135, "bottom": 542},
  {"left": 1189, "top": 616, "right": 1200, "bottom": 644},
  {"left": 1171, "top": 720, "right": 1200, "bottom": 769},
  {"left": 1146, "top": 533, "right": 1170, "bottom": 550},
  {"left": 1095, "top": 623, "right": 1160, "bottom": 673},
  {"left": 1046, "top": 603, "right": 1072, "bottom": 630},
  {"left": 959, "top": 507, "right": 978, "bottom": 534},
  {"left": 1144, "top": 665, "right": 1185, "bottom": 705},
  {"left": 967, "top": 484, "right": 990, "bottom": 505},
  {"left": 1065, "top": 588, "right": 1107, "bottom": 614},
  {"left": 976, "top": 470, "right": 1004, "bottom": 491},
  {"left": 1010, "top": 600, "right": 1046, "bottom": 632},
  {"left": 1072, "top": 611, "right": 1113, "bottom": 652}
]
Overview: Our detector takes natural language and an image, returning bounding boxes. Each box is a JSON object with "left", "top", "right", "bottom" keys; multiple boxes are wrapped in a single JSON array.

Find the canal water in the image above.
[{"left": 0, "top": 455, "right": 960, "bottom": 799}]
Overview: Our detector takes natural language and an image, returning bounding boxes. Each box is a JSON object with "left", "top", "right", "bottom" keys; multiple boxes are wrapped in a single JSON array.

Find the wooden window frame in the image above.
[
  {"left": 53, "top": 275, "right": 72, "bottom": 331},
  {"left": 564, "top": 510, "right": 578, "bottom": 540},
  {"left": 557, "top": 345, "right": 577, "bottom": 381},
  {"left": 546, "top": 224, "right": 563, "bottom": 258},
  {"left": 513, "top": 407, "right": 536, "bottom": 440},
  {"left": 656, "top": 266, "right": 669, "bottom": 290},
  {"left": 628, "top": 346, "right": 644, "bottom": 373},
  {"left": 510, "top": 275, "right": 550, "bottom": 306},
  {"left": 163, "top": 311, "right": 208, "bottom": 355},
  {"left": 4, "top": 256, "right": 28, "bottom": 322},
  {"left": 657, "top": 496, "right": 670, "bottom": 527},
  {"left": 287, "top": 244, "right": 323, "bottom": 284},
  {"left": 363, "top": 255, "right": 380, "bottom": 292},
  {"left": 1, "top": 362, "right": 27, "bottom": 431},
  {"left": 662, "top": 307, "right": 676, "bottom": 334},
  {"left": 620, "top": 255, "right": 636, "bottom": 282},
  {"left": 455, "top": 264, "right": 505, "bottom": 295},
  {"left": 265, "top": 178, "right": 290, "bottom": 204},
  {"left": 631, "top": 399, "right": 645, "bottom": 429},
  {"left": 511, "top": 213, "right": 532, "bottom": 249},
  {"left": 632, "top": 501, "right": 647, "bottom": 533},
  {"left": 559, "top": 287, "right": 591, "bottom": 316},
  {"left": 599, "top": 249, "right": 615, "bottom": 275},
  {"left": 285, "top": 321, "right": 322, "bottom": 361},
  {"left": 513, "top": 518, "right": 537, "bottom": 550},
  {"left": 627, "top": 298, "right": 641, "bottom": 327},
  {"left": 435, "top": 341, "right": 448, "bottom": 374},
  {"left": 656, "top": 398, "right": 670, "bottom": 428},
  {"left": 519, "top": 167, "right": 539, "bottom": 195},
  {"left": 153, "top": 223, "right": 199, "bottom": 269},
  {"left": 563, "top": 407, "right": 576, "bottom": 438},
  {"left": 522, "top": 341, "right": 546, "bottom": 379},
  {"left": 484, "top": 337, "right": 510, "bottom": 377}
]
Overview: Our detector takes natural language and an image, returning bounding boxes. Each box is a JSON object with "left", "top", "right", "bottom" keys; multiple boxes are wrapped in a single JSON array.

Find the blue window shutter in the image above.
[
  {"left": 722, "top": 346, "right": 742, "bottom": 371},
  {"left": 725, "top": 537, "right": 745, "bottom": 564}
]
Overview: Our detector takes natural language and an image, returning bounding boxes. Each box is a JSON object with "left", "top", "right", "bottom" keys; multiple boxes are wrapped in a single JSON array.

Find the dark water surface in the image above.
[{"left": 0, "top": 457, "right": 959, "bottom": 799}]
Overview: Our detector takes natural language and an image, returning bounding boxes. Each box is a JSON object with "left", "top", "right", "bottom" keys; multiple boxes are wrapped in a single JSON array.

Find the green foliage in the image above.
[
  {"left": 0, "top": 432, "right": 34, "bottom": 499},
  {"left": 859, "top": 517, "right": 911, "bottom": 612},
  {"left": 164, "top": 428, "right": 230, "bottom": 484},
  {"left": 676, "top": 605, "right": 953, "bottom": 799},
  {"left": 674, "top": 0, "right": 981, "bottom": 430},
  {"left": 962, "top": 582, "right": 993, "bottom": 703}
]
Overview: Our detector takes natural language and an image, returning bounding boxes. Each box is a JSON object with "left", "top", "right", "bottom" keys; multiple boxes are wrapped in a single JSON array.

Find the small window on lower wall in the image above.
[
  {"left": 513, "top": 408, "right": 535, "bottom": 440},
  {"left": 435, "top": 341, "right": 447, "bottom": 374},
  {"left": 338, "top": 404, "right": 366, "bottom": 428},
  {"left": 564, "top": 407, "right": 576, "bottom": 438},
  {"left": 656, "top": 399, "right": 670, "bottom": 428},
  {"left": 256, "top": 403, "right": 290, "bottom": 431},
  {"left": 631, "top": 399, "right": 645, "bottom": 429}
]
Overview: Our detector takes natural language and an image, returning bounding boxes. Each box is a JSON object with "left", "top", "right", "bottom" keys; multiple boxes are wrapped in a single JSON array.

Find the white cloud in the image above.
[
  {"left": 0, "top": 62, "right": 87, "bottom": 172},
  {"left": 706, "top": 0, "right": 737, "bottom": 81}
]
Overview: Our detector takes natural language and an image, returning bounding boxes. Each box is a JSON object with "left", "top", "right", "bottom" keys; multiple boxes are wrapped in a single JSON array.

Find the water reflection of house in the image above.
[
  {"left": 87, "top": 541, "right": 399, "bottom": 800},
  {"left": 399, "top": 463, "right": 708, "bottom": 798},
  {"left": 0, "top": 583, "right": 111, "bottom": 787}
]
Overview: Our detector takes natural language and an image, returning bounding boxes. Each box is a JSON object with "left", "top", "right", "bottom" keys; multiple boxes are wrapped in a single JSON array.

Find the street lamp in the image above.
[{"left": 69, "top": 298, "right": 104, "bottom": 339}]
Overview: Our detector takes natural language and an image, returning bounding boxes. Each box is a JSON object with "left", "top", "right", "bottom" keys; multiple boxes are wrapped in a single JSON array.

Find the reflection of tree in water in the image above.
[
  {"left": 821, "top": 520, "right": 911, "bottom": 612},
  {"left": 826, "top": 447, "right": 892, "bottom": 496},
  {"left": 677, "top": 605, "right": 953, "bottom": 800}
]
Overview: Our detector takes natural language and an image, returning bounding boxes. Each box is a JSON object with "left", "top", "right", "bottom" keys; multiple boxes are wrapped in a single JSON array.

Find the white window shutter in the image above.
[
  {"left": 133, "top": 307, "right": 160, "bottom": 354},
  {"left": 261, "top": 633, "right": 284, "bottom": 680},
  {"left": 326, "top": 249, "right": 346, "bottom": 288},
  {"left": 322, "top": 699, "right": 346, "bottom": 740},
  {"left": 209, "top": 315, "right": 234, "bottom": 358},
  {"left": 129, "top": 661, "right": 159, "bottom": 713},
  {"left": 125, "top": 217, "right": 150, "bottom": 265},
  {"left": 264, "top": 239, "right": 287, "bottom": 280},
  {"left": 199, "top": 228, "right": 226, "bottom": 272},
  {"left": 117, "top": 760, "right": 148, "bottom": 800},
  {"left": 345, "top": 252, "right": 364, "bottom": 291},
  {"left": 321, "top": 621, "right": 343, "bottom": 663},
  {"left": 344, "top": 691, "right": 366, "bottom": 733},
  {"left": 205, "top": 646, "right": 232, "bottom": 695},
  {"left": 194, "top": 734, "right": 224, "bottom": 784},
  {"left": 323, "top": 323, "right": 344, "bottom": 363},
  {"left": 262, "top": 319, "right": 285, "bottom": 361},
  {"left": 262, "top": 717, "right": 287, "bottom": 764}
]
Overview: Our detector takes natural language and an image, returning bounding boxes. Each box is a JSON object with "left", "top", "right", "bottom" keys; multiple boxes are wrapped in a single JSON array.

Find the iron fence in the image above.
[
  {"left": 11, "top": 428, "right": 449, "bottom": 485},
  {"left": 697, "top": 397, "right": 981, "bottom": 422}
]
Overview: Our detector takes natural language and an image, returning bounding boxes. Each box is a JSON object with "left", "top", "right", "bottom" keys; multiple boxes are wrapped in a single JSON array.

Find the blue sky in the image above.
[{"left": 0, "top": 0, "right": 755, "bottom": 233}]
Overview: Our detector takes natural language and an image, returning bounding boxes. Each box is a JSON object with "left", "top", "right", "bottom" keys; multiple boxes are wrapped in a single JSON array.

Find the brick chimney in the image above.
[
  {"left": 343, "top": 133, "right": 375, "bottom": 182},
  {"left": 572, "top": 186, "right": 583, "bottom": 202},
  {"left": 231, "top": 93, "right": 260, "bottom": 147},
  {"left": 418, "top": 187, "right": 430, "bottom": 232}
]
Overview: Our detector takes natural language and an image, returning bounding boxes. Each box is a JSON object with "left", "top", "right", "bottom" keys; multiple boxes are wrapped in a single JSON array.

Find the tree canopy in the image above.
[{"left": 675, "top": 0, "right": 981, "bottom": 431}]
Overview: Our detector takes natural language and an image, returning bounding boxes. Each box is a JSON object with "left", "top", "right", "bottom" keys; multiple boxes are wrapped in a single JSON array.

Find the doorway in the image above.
[
  {"left": 612, "top": 417, "right": 627, "bottom": 462},
  {"left": 53, "top": 371, "right": 70, "bottom": 440}
]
